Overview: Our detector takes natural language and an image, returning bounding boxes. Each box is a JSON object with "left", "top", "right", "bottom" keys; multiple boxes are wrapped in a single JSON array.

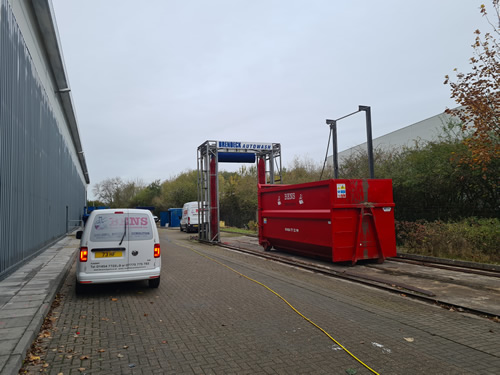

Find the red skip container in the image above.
[{"left": 258, "top": 179, "right": 397, "bottom": 264}]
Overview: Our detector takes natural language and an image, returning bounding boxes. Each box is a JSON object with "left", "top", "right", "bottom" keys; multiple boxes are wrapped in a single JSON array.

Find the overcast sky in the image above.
[{"left": 51, "top": 0, "right": 487, "bottom": 198}]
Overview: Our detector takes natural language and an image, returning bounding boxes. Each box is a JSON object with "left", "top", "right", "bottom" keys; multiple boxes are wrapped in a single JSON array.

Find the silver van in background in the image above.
[{"left": 75, "top": 209, "right": 161, "bottom": 293}]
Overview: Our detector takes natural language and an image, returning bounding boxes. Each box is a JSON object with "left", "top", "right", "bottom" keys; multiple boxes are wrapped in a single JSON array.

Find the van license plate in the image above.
[{"left": 95, "top": 251, "right": 122, "bottom": 258}]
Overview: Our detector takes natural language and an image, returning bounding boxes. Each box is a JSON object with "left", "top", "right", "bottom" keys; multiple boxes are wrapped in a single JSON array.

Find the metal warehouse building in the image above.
[
  {"left": 0, "top": 0, "right": 89, "bottom": 279},
  {"left": 328, "top": 110, "right": 461, "bottom": 168}
]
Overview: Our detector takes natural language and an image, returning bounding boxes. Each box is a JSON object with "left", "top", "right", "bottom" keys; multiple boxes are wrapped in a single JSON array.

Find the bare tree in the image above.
[{"left": 93, "top": 177, "right": 124, "bottom": 206}]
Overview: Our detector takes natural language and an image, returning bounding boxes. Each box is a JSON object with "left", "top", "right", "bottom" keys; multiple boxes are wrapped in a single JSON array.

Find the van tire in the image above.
[{"left": 149, "top": 277, "right": 160, "bottom": 288}]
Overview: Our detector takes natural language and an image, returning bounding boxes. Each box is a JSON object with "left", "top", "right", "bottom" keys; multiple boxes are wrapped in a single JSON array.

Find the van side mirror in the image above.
[{"left": 76, "top": 230, "right": 83, "bottom": 240}]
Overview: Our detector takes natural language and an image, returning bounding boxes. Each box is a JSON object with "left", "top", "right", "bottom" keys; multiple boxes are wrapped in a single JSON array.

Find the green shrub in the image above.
[
  {"left": 396, "top": 218, "right": 500, "bottom": 264},
  {"left": 247, "top": 220, "right": 258, "bottom": 232}
]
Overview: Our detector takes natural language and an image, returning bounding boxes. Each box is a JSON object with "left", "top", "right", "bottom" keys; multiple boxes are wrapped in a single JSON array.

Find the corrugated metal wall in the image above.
[{"left": 0, "top": 0, "right": 86, "bottom": 278}]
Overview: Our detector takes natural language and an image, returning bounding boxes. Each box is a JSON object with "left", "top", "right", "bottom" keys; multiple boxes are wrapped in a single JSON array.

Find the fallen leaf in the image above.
[
  {"left": 29, "top": 354, "right": 41, "bottom": 362},
  {"left": 66, "top": 355, "right": 73, "bottom": 359},
  {"left": 80, "top": 355, "right": 90, "bottom": 360},
  {"left": 117, "top": 353, "right": 124, "bottom": 358},
  {"left": 162, "top": 340, "right": 167, "bottom": 344},
  {"left": 78, "top": 368, "right": 85, "bottom": 372},
  {"left": 404, "top": 337, "right": 414, "bottom": 342},
  {"left": 123, "top": 345, "right": 129, "bottom": 349},
  {"left": 97, "top": 349, "right": 106, "bottom": 353},
  {"left": 111, "top": 298, "right": 118, "bottom": 302},
  {"left": 39, "top": 330, "right": 51, "bottom": 338},
  {"left": 345, "top": 369, "right": 357, "bottom": 375},
  {"left": 43, "top": 363, "right": 49, "bottom": 368},
  {"left": 144, "top": 313, "right": 149, "bottom": 317}
]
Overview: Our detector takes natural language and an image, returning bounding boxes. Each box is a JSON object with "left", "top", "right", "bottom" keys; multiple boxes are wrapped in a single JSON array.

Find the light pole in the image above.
[
  {"left": 325, "top": 119, "right": 338, "bottom": 178},
  {"left": 326, "top": 105, "right": 375, "bottom": 179},
  {"left": 359, "top": 106, "right": 375, "bottom": 179}
]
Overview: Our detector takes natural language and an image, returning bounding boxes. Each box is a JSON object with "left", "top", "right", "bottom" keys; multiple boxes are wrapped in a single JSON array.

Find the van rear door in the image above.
[
  {"left": 190, "top": 205, "right": 199, "bottom": 226},
  {"left": 127, "top": 212, "right": 156, "bottom": 271},
  {"left": 87, "top": 211, "right": 129, "bottom": 273}
]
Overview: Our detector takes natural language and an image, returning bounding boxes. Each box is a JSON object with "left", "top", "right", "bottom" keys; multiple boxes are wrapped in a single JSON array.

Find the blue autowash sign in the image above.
[{"left": 217, "top": 141, "right": 273, "bottom": 150}]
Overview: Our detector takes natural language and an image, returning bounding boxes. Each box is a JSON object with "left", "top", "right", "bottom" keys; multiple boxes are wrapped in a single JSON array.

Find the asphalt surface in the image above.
[{"left": 1, "top": 228, "right": 499, "bottom": 374}]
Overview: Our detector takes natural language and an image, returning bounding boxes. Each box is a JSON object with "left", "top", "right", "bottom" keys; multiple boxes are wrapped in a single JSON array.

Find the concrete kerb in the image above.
[{"left": 0, "top": 234, "right": 78, "bottom": 375}]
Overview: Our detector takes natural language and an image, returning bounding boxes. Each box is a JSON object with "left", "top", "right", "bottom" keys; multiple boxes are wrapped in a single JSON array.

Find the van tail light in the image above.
[
  {"left": 154, "top": 243, "right": 161, "bottom": 258},
  {"left": 80, "top": 247, "right": 88, "bottom": 262},
  {"left": 188, "top": 217, "right": 190, "bottom": 225}
]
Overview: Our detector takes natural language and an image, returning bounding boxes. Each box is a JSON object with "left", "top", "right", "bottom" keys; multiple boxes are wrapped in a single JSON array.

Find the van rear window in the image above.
[
  {"left": 90, "top": 213, "right": 153, "bottom": 242},
  {"left": 128, "top": 214, "right": 153, "bottom": 241}
]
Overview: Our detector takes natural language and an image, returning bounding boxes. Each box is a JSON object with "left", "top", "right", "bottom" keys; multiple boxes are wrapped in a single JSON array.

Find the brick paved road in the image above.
[{"left": 20, "top": 228, "right": 500, "bottom": 374}]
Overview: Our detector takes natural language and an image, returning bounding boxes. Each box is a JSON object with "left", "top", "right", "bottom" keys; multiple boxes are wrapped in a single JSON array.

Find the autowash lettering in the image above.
[{"left": 218, "top": 141, "right": 272, "bottom": 150}]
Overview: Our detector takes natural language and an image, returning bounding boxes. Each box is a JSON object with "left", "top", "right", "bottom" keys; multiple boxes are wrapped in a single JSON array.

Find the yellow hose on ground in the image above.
[{"left": 178, "top": 241, "right": 380, "bottom": 375}]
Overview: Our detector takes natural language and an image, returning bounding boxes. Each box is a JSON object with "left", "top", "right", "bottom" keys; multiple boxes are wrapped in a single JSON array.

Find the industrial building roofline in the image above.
[{"left": 30, "top": 0, "right": 90, "bottom": 184}]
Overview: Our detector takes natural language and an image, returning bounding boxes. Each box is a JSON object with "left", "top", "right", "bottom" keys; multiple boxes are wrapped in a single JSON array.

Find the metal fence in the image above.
[{"left": 0, "top": 0, "right": 86, "bottom": 279}]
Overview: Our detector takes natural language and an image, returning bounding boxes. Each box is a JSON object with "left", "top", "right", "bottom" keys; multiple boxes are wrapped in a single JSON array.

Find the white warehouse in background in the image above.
[{"left": 328, "top": 109, "right": 463, "bottom": 167}]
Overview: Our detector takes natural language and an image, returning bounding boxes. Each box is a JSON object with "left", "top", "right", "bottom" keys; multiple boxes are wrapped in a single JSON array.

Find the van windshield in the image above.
[{"left": 90, "top": 213, "right": 153, "bottom": 242}]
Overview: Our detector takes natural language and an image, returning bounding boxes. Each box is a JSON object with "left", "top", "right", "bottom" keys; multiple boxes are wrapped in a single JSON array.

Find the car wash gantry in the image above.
[{"left": 197, "top": 140, "right": 282, "bottom": 243}]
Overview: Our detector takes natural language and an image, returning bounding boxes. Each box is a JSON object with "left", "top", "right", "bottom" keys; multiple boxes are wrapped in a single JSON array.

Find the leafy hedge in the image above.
[{"left": 396, "top": 218, "right": 500, "bottom": 264}]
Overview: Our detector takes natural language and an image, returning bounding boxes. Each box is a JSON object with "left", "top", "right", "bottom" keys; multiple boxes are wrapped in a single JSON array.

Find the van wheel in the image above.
[{"left": 149, "top": 277, "right": 160, "bottom": 288}]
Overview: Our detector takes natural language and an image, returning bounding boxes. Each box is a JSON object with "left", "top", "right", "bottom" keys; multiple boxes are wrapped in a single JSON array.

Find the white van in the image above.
[
  {"left": 75, "top": 208, "right": 161, "bottom": 293},
  {"left": 180, "top": 201, "right": 200, "bottom": 233}
]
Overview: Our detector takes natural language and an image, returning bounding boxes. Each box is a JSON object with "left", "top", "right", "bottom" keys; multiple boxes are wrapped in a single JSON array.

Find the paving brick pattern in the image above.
[{"left": 20, "top": 229, "right": 500, "bottom": 374}]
